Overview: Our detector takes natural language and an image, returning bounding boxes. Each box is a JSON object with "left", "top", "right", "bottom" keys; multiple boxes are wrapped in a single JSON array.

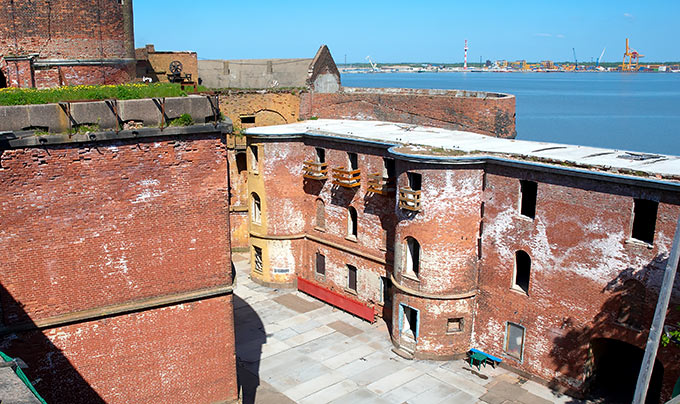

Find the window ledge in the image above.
[
  {"left": 509, "top": 286, "right": 529, "bottom": 296},
  {"left": 314, "top": 226, "right": 326, "bottom": 233},
  {"left": 625, "top": 238, "right": 654, "bottom": 249},
  {"left": 345, "top": 235, "right": 358, "bottom": 243},
  {"left": 402, "top": 273, "right": 420, "bottom": 283},
  {"left": 344, "top": 288, "right": 358, "bottom": 296},
  {"left": 516, "top": 214, "right": 535, "bottom": 222}
]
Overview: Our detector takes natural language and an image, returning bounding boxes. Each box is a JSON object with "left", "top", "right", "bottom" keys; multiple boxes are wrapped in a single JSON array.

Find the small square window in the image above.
[
  {"left": 505, "top": 322, "right": 525, "bottom": 360},
  {"left": 240, "top": 115, "right": 256, "bottom": 125},
  {"left": 447, "top": 318, "right": 463, "bottom": 333}
]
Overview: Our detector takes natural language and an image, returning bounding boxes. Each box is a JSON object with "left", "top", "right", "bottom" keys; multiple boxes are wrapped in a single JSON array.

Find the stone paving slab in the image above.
[{"left": 230, "top": 255, "right": 592, "bottom": 404}]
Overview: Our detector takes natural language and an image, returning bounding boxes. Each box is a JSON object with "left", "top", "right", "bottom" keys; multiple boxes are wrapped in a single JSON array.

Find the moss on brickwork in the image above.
[{"left": 0, "top": 83, "right": 210, "bottom": 106}]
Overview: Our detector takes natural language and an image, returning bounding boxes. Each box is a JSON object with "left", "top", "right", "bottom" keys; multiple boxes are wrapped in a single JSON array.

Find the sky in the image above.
[{"left": 133, "top": 1, "right": 679, "bottom": 64}]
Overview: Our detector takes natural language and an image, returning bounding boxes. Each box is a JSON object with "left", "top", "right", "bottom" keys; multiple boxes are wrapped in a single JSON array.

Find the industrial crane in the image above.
[
  {"left": 596, "top": 48, "right": 606, "bottom": 67},
  {"left": 623, "top": 38, "right": 644, "bottom": 71},
  {"left": 365, "top": 56, "right": 379, "bottom": 72}
]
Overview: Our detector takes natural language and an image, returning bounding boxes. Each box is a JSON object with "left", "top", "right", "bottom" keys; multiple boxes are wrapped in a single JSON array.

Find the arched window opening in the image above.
[
  {"left": 513, "top": 250, "right": 531, "bottom": 294},
  {"left": 315, "top": 199, "right": 325, "bottom": 229},
  {"left": 251, "top": 193, "right": 261, "bottom": 224},
  {"left": 405, "top": 237, "right": 421, "bottom": 278},
  {"left": 347, "top": 206, "right": 358, "bottom": 238}
]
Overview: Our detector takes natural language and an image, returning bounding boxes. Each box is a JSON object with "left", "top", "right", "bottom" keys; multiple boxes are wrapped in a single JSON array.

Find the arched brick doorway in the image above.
[{"left": 589, "top": 338, "right": 663, "bottom": 404}]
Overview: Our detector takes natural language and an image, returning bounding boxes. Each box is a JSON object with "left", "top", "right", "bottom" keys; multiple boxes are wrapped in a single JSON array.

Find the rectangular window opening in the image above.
[
  {"left": 240, "top": 115, "right": 256, "bottom": 124},
  {"left": 253, "top": 246, "right": 263, "bottom": 274},
  {"left": 631, "top": 198, "right": 658, "bottom": 244},
  {"left": 348, "top": 152, "right": 358, "bottom": 170},
  {"left": 249, "top": 145, "right": 259, "bottom": 172},
  {"left": 347, "top": 264, "right": 357, "bottom": 292},
  {"left": 384, "top": 158, "right": 396, "bottom": 179},
  {"left": 505, "top": 322, "right": 525, "bottom": 360},
  {"left": 520, "top": 180, "right": 537, "bottom": 219},
  {"left": 407, "top": 172, "right": 422, "bottom": 191},
  {"left": 315, "top": 252, "right": 325, "bottom": 276},
  {"left": 447, "top": 318, "right": 463, "bottom": 333},
  {"left": 315, "top": 148, "right": 326, "bottom": 164},
  {"left": 235, "top": 152, "right": 247, "bottom": 174}
]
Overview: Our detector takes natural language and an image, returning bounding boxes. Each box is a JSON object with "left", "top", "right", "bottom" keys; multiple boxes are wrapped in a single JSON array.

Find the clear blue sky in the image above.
[{"left": 133, "top": 1, "right": 678, "bottom": 63}]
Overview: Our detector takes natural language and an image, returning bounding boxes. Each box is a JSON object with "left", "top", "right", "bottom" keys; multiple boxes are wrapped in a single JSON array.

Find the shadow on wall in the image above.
[
  {"left": 548, "top": 255, "right": 674, "bottom": 404},
  {"left": 0, "top": 283, "right": 105, "bottom": 403},
  {"left": 233, "top": 293, "right": 266, "bottom": 404}
]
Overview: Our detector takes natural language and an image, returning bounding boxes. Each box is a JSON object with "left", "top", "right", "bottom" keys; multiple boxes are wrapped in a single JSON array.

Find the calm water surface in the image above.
[{"left": 341, "top": 72, "right": 680, "bottom": 155}]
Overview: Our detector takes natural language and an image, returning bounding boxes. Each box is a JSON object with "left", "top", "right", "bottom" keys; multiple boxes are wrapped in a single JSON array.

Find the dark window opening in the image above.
[
  {"left": 315, "top": 252, "right": 325, "bottom": 276},
  {"left": 514, "top": 250, "right": 531, "bottom": 294},
  {"left": 384, "top": 158, "right": 396, "bottom": 179},
  {"left": 407, "top": 172, "right": 422, "bottom": 191},
  {"left": 347, "top": 264, "right": 357, "bottom": 292},
  {"left": 316, "top": 148, "right": 325, "bottom": 164},
  {"left": 251, "top": 193, "right": 261, "bottom": 224},
  {"left": 381, "top": 276, "right": 392, "bottom": 305},
  {"left": 631, "top": 198, "right": 658, "bottom": 244},
  {"left": 447, "top": 318, "right": 463, "bottom": 333},
  {"left": 240, "top": 115, "right": 256, "bottom": 124},
  {"left": 235, "top": 152, "right": 247, "bottom": 174},
  {"left": 520, "top": 180, "right": 537, "bottom": 219},
  {"left": 402, "top": 305, "right": 418, "bottom": 341},
  {"left": 348, "top": 206, "right": 358, "bottom": 238},
  {"left": 0, "top": 69, "right": 7, "bottom": 88},
  {"left": 348, "top": 152, "right": 358, "bottom": 170}
]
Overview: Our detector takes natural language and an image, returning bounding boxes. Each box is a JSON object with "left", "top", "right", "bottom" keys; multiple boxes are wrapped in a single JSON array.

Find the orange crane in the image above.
[{"left": 623, "top": 38, "right": 644, "bottom": 71}]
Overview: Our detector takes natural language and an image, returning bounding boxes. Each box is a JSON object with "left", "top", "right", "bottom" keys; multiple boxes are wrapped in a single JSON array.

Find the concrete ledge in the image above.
[
  {"left": 0, "top": 122, "right": 232, "bottom": 150},
  {"left": 0, "top": 284, "right": 234, "bottom": 335},
  {"left": 390, "top": 273, "right": 477, "bottom": 300},
  {"left": 0, "top": 95, "right": 222, "bottom": 133}
]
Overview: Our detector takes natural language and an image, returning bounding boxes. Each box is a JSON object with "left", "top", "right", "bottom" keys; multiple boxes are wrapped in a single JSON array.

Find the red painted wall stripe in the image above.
[{"left": 297, "top": 277, "right": 375, "bottom": 323}]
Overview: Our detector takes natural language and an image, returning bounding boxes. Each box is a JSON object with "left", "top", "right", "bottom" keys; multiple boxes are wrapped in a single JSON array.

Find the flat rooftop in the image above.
[{"left": 247, "top": 119, "right": 680, "bottom": 181}]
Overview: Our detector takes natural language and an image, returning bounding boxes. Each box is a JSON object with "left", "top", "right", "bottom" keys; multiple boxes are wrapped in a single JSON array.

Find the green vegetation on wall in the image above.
[{"left": 0, "top": 83, "right": 210, "bottom": 106}]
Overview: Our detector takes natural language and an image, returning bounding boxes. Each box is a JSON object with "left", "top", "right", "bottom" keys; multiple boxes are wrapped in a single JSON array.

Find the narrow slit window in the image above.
[
  {"left": 520, "top": 180, "right": 537, "bottom": 219},
  {"left": 505, "top": 322, "right": 525, "bottom": 360},
  {"left": 405, "top": 237, "right": 421, "bottom": 278},
  {"left": 347, "top": 264, "right": 357, "bottom": 292},
  {"left": 348, "top": 152, "right": 358, "bottom": 170},
  {"left": 513, "top": 250, "right": 531, "bottom": 294},
  {"left": 407, "top": 172, "right": 422, "bottom": 191},
  {"left": 316, "top": 148, "right": 326, "bottom": 164},
  {"left": 253, "top": 246, "right": 263, "bottom": 274},
  {"left": 348, "top": 206, "right": 358, "bottom": 238},
  {"left": 315, "top": 199, "right": 325, "bottom": 229},
  {"left": 249, "top": 145, "right": 259, "bottom": 173},
  {"left": 251, "top": 193, "right": 261, "bottom": 224},
  {"left": 631, "top": 198, "right": 658, "bottom": 244},
  {"left": 315, "top": 252, "right": 325, "bottom": 276}
]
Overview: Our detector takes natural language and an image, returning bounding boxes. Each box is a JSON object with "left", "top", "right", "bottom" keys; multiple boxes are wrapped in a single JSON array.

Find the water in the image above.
[{"left": 341, "top": 72, "right": 680, "bottom": 155}]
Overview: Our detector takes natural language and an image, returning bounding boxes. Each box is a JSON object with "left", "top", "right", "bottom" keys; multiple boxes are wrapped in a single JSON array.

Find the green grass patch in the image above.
[
  {"left": 0, "top": 83, "right": 210, "bottom": 106},
  {"left": 169, "top": 113, "right": 194, "bottom": 127}
]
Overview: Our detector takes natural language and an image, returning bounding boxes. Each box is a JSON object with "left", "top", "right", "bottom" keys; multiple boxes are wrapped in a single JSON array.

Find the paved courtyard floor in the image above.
[{"left": 232, "top": 253, "right": 587, "bottom": 404}]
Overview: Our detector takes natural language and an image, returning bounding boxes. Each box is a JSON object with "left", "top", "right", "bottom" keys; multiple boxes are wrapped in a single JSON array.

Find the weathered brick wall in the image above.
[
  {"left": 475, "top": 163, "right": 680, "bottom": 397},
  {"left": 221, "top": 92, "right": 301, "bottom": 132},
  {"left": 0, "top": 0, "right": 135, "bottom": 87},
  {"left": 299, "top": 88, "right": 517, "bottom": 138},
  {"left": 391, "top": 163, "right": 483, "bottom": 358},
  {"left": 0, "top": 130, "right": 237, "bottom": 403},
  {"left": 0, "top": 296, "right": 236, "bottom": 404}
]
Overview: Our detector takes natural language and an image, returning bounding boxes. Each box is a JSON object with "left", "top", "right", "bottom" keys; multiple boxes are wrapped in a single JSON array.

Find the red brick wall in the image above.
[
  {"left": 0, "top": 132, "right": 237, "bottom": 403},
  {"left": 475, "top": 164, "right": 680, "bottom": 397},
  {"left": 0, "top": 296, "right": 237, "bottom": 404},
  {"left": 0, "top": 0, "right": 135, "bottom": 87},
  {"left": 299, "top": 88, "right": 516, "bottom": 138}
]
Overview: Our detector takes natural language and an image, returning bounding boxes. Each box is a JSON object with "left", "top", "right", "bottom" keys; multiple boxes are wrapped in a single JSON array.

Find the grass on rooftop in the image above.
[{"left": 0, "top": 83, "right": 210, "bottom": 106}]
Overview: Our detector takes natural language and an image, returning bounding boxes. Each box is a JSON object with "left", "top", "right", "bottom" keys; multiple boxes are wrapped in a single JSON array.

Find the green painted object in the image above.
[{"left": 0, "top": 351, "right": 47, "bottom": 404}]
